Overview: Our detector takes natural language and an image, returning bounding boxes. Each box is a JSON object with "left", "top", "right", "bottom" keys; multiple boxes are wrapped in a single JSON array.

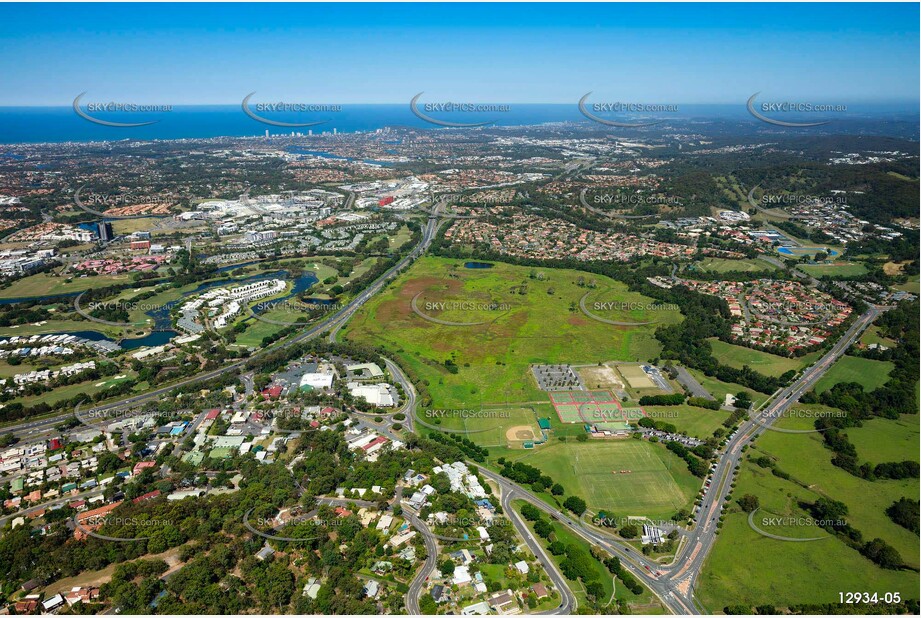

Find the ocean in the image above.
[{"left": 2, "top": 102, "right": 916, "bottom": 145}]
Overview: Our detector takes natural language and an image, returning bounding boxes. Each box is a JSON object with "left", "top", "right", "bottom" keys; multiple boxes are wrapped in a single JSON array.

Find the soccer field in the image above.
[{"left": 506, "top": 440, "right": 698, "bottom": 519}]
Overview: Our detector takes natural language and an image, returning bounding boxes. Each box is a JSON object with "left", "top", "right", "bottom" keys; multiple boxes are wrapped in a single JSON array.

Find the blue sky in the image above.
[{"left": 0, "top": 3, "right": 917, "bottom": 105}]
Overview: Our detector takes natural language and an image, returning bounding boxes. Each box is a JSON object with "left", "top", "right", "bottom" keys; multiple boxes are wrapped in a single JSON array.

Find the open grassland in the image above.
[
  {"left": 893, "top": 274, "right": 920, "bottom": 294},
  {"left": 644, "top": 405, "right": 731, "bottom": 440},
  {"left": 698, "top": 408, "right": 919, "bottom": 611},
  {"left": 755, "top": 412, "right": 919, "bottom": 566},
  {"left": 10, "top": 373, "right": 135, "bottom": 408},
  {"left": 708, "top": 339, "right": 816, "bottom": 378},
  {"left": 502, "top": 439, "right": 699, "bottom": 521},
  {"left": 848, "top": 414, "right": 920, "bottom": 466},
  {"left": 686, "top": 368, "right": 768, "bottom": 409},
  {"left": 0, "top": 360, "right": 38, "bottom": 377},
  {"left": 860, "top": 325, "right": 899, "bottom": 349},
  {"left": 692, "top": 258, "right": 778, "bottom": 274},
  {"left": 0, "top": 319, "right": 125, "bottom": 339},
  {"left": 343, "top": 257, "right": 679, "bottom": 409},
  {"left": 0, "top": 272, "right": 136, "bottom": 299},
  {"left": 797, "top": 262, "right": 869, "bottom": 278},
  {"left": 697, "top": 455, "right": 919, "bottom": 611},
  {"left": 232, "top": 315, "right": 287, "bottom": 348},
  {"left": 813, "top": 355, "right": 895, "bottom": 394},
  {"left": 110, "top": 218, "right": 161, "bottom": 236}
]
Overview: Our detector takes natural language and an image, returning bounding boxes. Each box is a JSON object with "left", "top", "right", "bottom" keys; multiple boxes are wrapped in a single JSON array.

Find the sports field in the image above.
[
  {"left": 504, "top": 440, "right": 698, "bottom": 520},
  {"left": 797, "top": 262, "right": 869, "bottom": 278},
  {"left": 616, "top": 364, "right": 656, "bottom": 389},
  {"left": 422, "top": 407, "right": 542, "bottom": 449},
  {"left": 577, "top": 364, "right": 625, "bottom": 391},
  {"left": 694, "top": 257, "right": 778, "bottom": 273},
  {"left": 343, "top": 257, "right": 678, "bottom": 409},
  {"left": 548, "top": 390, "right": 644, "bottom": 430}
]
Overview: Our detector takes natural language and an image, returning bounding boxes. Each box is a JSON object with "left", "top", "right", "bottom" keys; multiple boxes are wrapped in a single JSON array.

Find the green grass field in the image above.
[
  {"left": 893, "top": 274, "right": 920, "bottom": 295},
  {"left": 502, "top": 440, "right": 699, "bottom": 520},
  {"left": 0, "top": 272, "right": 137, "bottom": 300},
  {"left": 0, "top": 319, "right": 125, "bottom": 339},
  {"left": 692, "top": 258, "right": 778, "bottom": 274},
  {"left": 797, "top": 262, "right": 869, "bottom": 278},
  {"left": 848, "top": 414, "right": 920, "bottom": 466},
  {"left": 343, "top": 257, "right": 679, "bottom": 409},
  {"left": 697, "top": 461, "right": 919, "bottom": 611},
  {"left": 643, "top": 405, "right": 731, "bottom": 440},
  {"left": 698, "top": 411, "right": 919, "bottom": 610},
  {"left": 0, "top": 360, "right": 38, "bottom": 377},
  {"left": 813, "top": 355, "right": 895, "bottom": 394},
  {"left": 421, "top": 406, "right": 542, "bottom": 449},
  {"left": 686, "top": 368, "right": 768, "bottom": 409},
  {"left": 708, "top": 339, "right": 815, "bottom": 378},
  {"left": 860, "top": 326, "right": 898, "bottom": 349},
  {"left": 110, "top": 218, "right": 160, "bottom": 236},
  {"left": 9, "top": 373, "right": 135, "bottom": 408}
]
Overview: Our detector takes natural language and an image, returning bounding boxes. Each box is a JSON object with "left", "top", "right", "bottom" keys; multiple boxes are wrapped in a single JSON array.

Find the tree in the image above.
[
  {"left": 861, "top": 538, "right": 904, "bottom": 570},
  {"left": 563, "top": 496, "right": 586, "bottom": 516},
  {"left": 886, "top": 498, "right": 920, "bottom": 534},
  {"left": 734, "top": 391, "right": 752, "bottom": 410},
  {"left": 534, "top": 519, "right": 554, "bottom": 539},
  {"left": 520, "top": 503, "right": 542, "bottom": 522},
  {"left": 585, "top": 580, "right": 605, "bottom": 601},
  {"left": 737, "top": 494, "right": 760, "bottom": 513},
  {"left": 437, "top": 558, "right": 455, "bottom": 576},
  {"left": 550, "top": 483, "right": 564, "bottom": 496}
]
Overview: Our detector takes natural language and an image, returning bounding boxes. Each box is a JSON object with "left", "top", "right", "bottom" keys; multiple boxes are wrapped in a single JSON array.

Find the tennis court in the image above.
[{"left": 550, "top": 390, "right": 645, "bottom": 429}]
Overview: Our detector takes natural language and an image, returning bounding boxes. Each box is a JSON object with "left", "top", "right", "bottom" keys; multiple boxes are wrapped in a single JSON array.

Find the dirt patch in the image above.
[
  {"left": 567, "top": 314, "right": 591, "bottom": 326},
  {"left": 883, "top": 261, "right": 906, "bottom": 276},
  {"left": 43, "top": 546, "right": 183, "bottom": 596},
  {"left": 579, "top": 365, "right": 624, "bottom": 390},
  {"left": 506, "top": 425, "right": 536, "bottom": 442}
]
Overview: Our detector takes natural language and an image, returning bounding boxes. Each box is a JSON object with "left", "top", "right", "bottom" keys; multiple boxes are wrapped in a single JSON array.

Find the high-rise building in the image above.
[{"left": 96, "top": 221, "right": 113, "bottom": 242}]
